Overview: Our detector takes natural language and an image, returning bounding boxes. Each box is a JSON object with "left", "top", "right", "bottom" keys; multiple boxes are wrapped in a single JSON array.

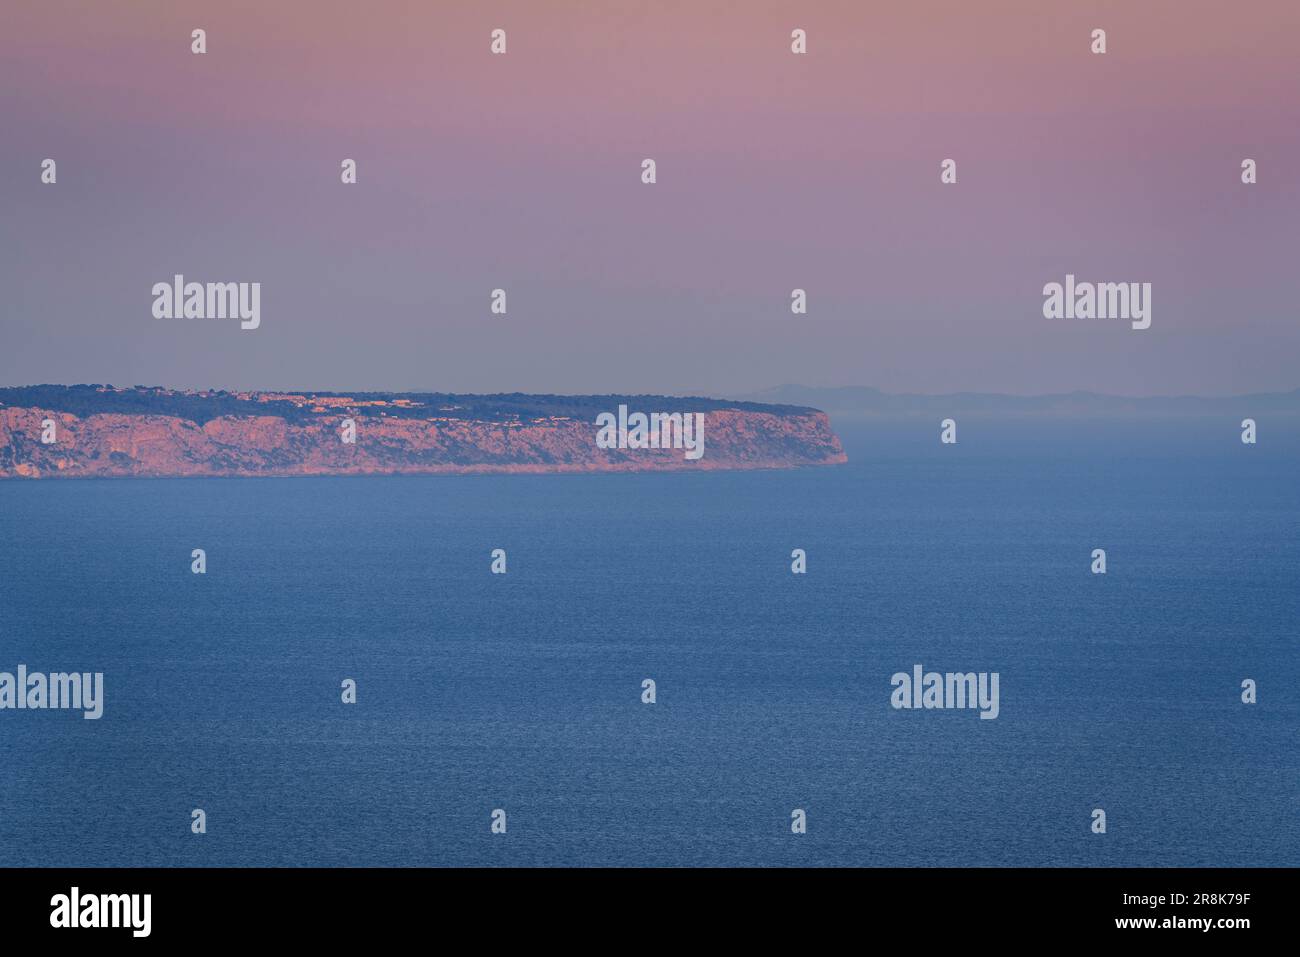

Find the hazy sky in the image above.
[{"left": 2, "top": 0, "right": 1297, "bottom": 397}]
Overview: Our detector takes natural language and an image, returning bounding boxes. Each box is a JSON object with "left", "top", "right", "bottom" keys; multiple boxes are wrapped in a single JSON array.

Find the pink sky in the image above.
[{"left": 2, "top": 0, "right": 1298, "bottom": 396}]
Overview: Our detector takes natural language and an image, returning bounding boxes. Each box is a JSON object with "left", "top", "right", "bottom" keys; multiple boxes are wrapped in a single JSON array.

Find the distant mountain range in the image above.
[{"left": 733, "top": 385, "right": 1300, "bottom": 417}]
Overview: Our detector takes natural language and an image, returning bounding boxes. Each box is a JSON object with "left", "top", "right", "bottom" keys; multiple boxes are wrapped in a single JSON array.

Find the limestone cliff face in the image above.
[{"left": 0, "top": 388, "right": 847, "bottom": 478}]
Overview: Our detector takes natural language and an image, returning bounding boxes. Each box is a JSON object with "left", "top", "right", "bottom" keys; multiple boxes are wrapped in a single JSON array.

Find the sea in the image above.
[{"left": 1, "top": 417, "right": 1296, "bottom": 866}]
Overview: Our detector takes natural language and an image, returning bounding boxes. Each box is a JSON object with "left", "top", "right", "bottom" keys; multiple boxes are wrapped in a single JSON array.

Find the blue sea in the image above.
[{"left": 1, "top": 418, "right": 1296, "bottom": 867}]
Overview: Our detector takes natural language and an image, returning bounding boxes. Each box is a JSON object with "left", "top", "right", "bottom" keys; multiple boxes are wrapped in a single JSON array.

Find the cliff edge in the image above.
[{"left": 0, "top": 386, "right": 847, "bottom": 478}]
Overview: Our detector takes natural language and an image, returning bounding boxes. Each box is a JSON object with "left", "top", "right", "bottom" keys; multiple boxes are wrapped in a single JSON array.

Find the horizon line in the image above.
[{"left": 4, "top": 382, "right": 1298, "bottom": 403}]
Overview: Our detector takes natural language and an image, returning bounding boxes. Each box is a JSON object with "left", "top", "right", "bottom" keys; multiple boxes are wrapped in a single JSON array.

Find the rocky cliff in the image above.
[{"left": 0, "top": 386, "right": 846, "bottom": 478}]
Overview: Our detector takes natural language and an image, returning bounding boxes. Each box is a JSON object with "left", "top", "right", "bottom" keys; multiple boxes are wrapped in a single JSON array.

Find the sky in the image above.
[{"left": 1, "top": 0, "right": 1298, "bottom": 397}]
